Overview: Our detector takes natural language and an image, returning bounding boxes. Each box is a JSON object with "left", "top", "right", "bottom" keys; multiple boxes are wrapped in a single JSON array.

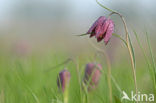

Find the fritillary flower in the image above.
[
  {"left": 87, "top": 16, "right": 114, "bottom": 44},
  {"left": 57, "top": 69, "right": 71, "bottom": 92},
  {"left": 83, "top": 63, "right": 102, "bottom": 91}
]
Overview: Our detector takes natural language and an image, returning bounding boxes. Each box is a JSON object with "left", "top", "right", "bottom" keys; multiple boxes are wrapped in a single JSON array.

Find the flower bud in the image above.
[
  {"left": 57, "top": 69, "right": 71, "bottom": 92},
  {"left": 83, "top": 63, "right": 102, "bottom": 91}
]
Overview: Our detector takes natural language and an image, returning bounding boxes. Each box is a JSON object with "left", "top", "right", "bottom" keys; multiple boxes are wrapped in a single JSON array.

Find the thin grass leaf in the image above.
[
  {"left": 75, "top": 34, "right": 89, "bottom": 36},
  {"left": 51, "top": 88, "right": 60, "bottom": 100},
  {"left": 112, "top": 33, "right": 127, "bottom": 47},
  {"left": 146, "top": 32, "right": 156, "bottom": 73},
  {"left": 111, "top": 75, "right": 122, "bottom": 94},
  {"left": 146, "top": 32, "right": 156, "bottom": 89},
  {"left": 133, "top": 30, "right": 152, "bottom": 69},
  {"left": 128, "top": 34, "right": 136, "bottom": 69},
  {"left": 133, "top": 30, "right": 156, "bottom": 88},
  {"left": 31, "top": 92, "right": 40, "bottom": 103},
  {"left": 28, "top": 88, "right": 40, "bottom": 103},
  {"left": 45, "top": 58, "right": 71, "bottom": 72}
]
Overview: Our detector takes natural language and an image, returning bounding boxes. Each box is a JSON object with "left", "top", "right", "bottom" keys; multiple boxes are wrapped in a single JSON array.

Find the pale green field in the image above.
[{"left": 0, "top": 39, "right": 155, "bottom": 103}]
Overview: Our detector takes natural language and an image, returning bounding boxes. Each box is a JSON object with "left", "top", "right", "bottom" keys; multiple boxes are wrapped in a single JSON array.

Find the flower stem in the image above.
[
  {"left": 96, "top": 0, "right": 115, "bottom": 13},
  {"left": 110, "top": 12, "right": 138, "bottom": 103},
  {"left": 96, "top": 0, "right": 138, "bottom": 102},
  {"left": 63, "top": 88, "right": 69, "bottom": 103},
  {"left": 88, "top": 40, "right": 113, "bottom": 103}
]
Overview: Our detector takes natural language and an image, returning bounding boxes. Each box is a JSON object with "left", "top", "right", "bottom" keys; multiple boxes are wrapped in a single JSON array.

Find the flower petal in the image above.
[
  {"left": 95, "top": 16, "right": 106, "bottom": 36},
  {"left": 95, "top": 18, "right": 109, "bottom": 38},
  {"left": 83, "top": 63, "right": 102, "bottom": 91},
  {"left": 104, "top": 20, "right": 114, "bottom": 44},
  {"left": 87, "top": 17, "right": 105, "bottom": 34},
  {"left": 97, "top": 33, "right": 105, "bottom": 42},
  {"left": 57, "top": 69, "right": 71, "bottom": 92}
]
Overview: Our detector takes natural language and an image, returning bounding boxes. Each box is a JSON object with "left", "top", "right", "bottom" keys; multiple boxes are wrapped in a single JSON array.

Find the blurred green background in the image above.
[{"left": 0, "top": 0, "right": 155, "bottom": 103}]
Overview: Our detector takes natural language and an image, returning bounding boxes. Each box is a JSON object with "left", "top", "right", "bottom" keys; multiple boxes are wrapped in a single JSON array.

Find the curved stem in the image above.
[
  {"left": 96, "top": 0, "right": 116, "bottom": 13},
  {"left": 112, "top": 33, "right": 127, "bottom": 46},
  {"left": 96, "top": 0, "right": 138, "bottom": 102},
  {"left": 110, "top": 12, "right": 138, "bottom": 103},
  {"left": 45, "top": 58, "right": 72, "bottom": 72}
]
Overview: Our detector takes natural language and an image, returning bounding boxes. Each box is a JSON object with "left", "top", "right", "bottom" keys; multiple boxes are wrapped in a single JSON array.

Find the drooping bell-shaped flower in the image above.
[
  {"left": 87, "top": 16, "right": 114, "bottom": 44},
  {"left": 83, "top": 63, "right": 102, "bottom": 91},
  {"left": 57, "top": 69, "right": 71, "bottom": 92}
]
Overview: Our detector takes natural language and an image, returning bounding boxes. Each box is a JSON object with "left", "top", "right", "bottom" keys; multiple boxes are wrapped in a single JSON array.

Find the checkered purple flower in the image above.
[
  {"left": 83, "top": 63, "right": 102, "bottom": 91},
  {"left": 57, "top": 69, "right": 71, "bottom": 92},
  {"left": 87, "top": 16, "right": 114, "bottom": 44}
]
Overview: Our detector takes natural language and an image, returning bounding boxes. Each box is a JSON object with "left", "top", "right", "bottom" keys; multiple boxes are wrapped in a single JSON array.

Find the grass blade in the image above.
[
  {"left": 128, "top": 34, "right": 136, "bottom": 69},
  {"left": 112, "top": 33, "right": 127, "bottom": 47},
  {"left": 146, "top": 32, "right": 156, "bottom": 89},
  {"left": 146, "top": 32, "right": 156, "bottom": 73},
  {"left": 133, "top": 30, "right": 155, "bottom": 88},
  {"left": 28, "top": 88, "right": 40, "bottom": 103},
  {"left": 75, "top": 34, "right": 89, "bottom": 36}
]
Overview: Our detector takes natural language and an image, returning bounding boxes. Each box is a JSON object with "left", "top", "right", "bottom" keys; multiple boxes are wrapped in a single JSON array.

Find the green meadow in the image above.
[
  {"left": 0, "top": 35, "right": 155, "bottom": 103},
  {"left": 0, "top": 0, "right": 156, "bottom": 103}
]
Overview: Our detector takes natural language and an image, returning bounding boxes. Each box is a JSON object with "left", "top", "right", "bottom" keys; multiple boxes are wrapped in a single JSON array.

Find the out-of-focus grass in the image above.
[
  {"left": 0, "top": 48, "right": 154, "bottom": 103},
  {"left": 134, "top": 30, "right": 156, "bottom": 91}
]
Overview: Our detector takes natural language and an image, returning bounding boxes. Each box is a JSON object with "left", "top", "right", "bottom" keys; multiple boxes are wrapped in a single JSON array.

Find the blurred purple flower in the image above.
[
  {"left": 83, "top": 63, "right": 102, "bottom": 91},
  {"left": 87, "top": 16, "right": 114, "bottom": 44},
  {"left": 57, "top": 69, "right": 71, "bottom": 92},
  {"left": 13, "top": 40, "right": 31, "bottom": 56}
]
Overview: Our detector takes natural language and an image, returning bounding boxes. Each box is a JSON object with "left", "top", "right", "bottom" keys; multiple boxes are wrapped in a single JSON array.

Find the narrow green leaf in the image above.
[
  {"left": 128, "top": 34, "right": 136, "bottom": 69},
  {"left": 96, "top": 0, "right": 115, "bottom": 13},
  {"left": 75, "top": 34, "right": 89, "bottom": 36},
  {"left": 28, "top": 88, "right": 40, "bottom": 103},
  {"left": 112, "top": 33, "right": 127, "bottom": 47},
  {"left": 146, "top": 32, "right": 156, "bottom": 72},
  {"left": 45, "top": 58, "right": 71, "bottom": 72},
  {"left": 146, "top": 32, "right": 156, "bottom": 82},
  {"left": 133, "top": 30, "right": 152, "bottom": 68},
  {"left": 133, "top": 30, "right": 155, "bottom": 87},
  {"left": 111, "top": 75, "right": 122, "bottom": 94}
]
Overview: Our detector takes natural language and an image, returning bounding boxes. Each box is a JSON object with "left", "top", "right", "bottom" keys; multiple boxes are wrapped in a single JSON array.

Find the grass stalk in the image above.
[
  {"left": 146, "top": 32, "right": 156, "bottom": 75},
  {"left": 63, "top": 89, "right": 69, "bottom": 103},
  {"left": 71, "top": 58, "right": 83, "bottom": 102},
  {"left": 133, "top": 30, "right": 156, "bottom": 89},
  {"left": 146, "top": 32, "right": 156, "bottom": 91}
]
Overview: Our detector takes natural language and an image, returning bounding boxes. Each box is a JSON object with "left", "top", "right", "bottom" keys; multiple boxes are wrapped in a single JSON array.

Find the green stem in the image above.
[
  {"left": 63, "top": 88, "right": 69, "bottom": 103},
  {"left": 96, "top": 0, "right": 138, "bottom": 102},
  {"left": 96, "top": 0, "right": 116, "bottom": 13},
  {"left": 114, "top": 12, "right": 138, "bottom": 103},
  {"left": 88, "top": 40, "right": 113, "bottom": 103},
  {"left": 112, "top": 33, "right": 127, "bottom": 46}
]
